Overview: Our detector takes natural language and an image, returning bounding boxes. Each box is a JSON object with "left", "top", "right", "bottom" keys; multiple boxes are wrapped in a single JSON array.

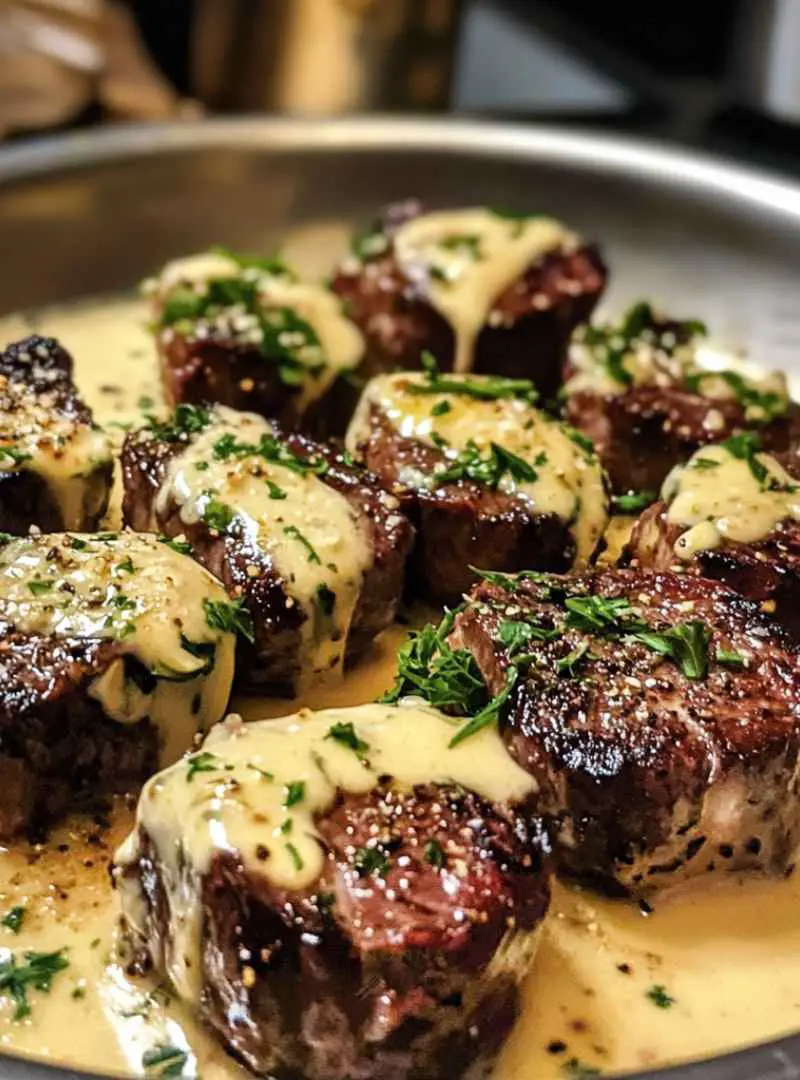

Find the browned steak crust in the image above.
[
  {"left": 0, "top": 336, "right": 112, "bottom": 533},
  {"left": 331, "top": 201, "right": 606, "bottom": 398},
  {"left": 122, "top": 783, "right": 550, "bottom": 1080},
  {"left": 625, "top": 502, "right": 800, "bottom": 642},
  {"left": 354, "top": 406, "right": 577, "bottom": 605},
  {"left": 0, "top": 632, "right": 156, "bottom": 837},
  {"left": 450, "top": 568, "right": 800, "bottom": 894},
  {"left": 121, "top": 419, "right": 413, "bottom": 693},
  {"left": 566, "top": 384, "right": 800, "bottom": 495}
]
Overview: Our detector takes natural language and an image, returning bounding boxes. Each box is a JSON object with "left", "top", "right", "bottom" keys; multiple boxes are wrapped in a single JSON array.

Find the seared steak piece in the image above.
[
  {"left": 331, "top": 201, "right": 606, "bottom": 398},
  {"left": 345, "top": 366, "right": 608, "bottom": 604},
  {"left": 115, "top": 704, "right": 550, "bottom": 1080},
  {"left": 563, "top": 302, "right": 799, "bottom": 494},
  {"left": 0, "top": 531, "right": 235, "bottom": 837},
  {"left": 624, "top": 436, "right": 800, "bottom": 640},
  {"left": 449, "top": 567, "right": 800, "bottom": 895},
  {"left": 0, "top": 335, "right": 112, "bottom": 533},
  {"left": 144, "top": 249, "right": 364, "bottom": 434},
  {"left": 122, "top": 403, "right": 413, "bottom": 694}
]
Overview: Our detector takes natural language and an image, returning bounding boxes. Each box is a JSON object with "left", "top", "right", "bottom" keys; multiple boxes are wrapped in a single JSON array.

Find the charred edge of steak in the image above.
[
  {"left": 0, "top": 632, "right": 157, "bottom": 838},
  {"left": 0, "top": 335, "right": 112, "bottom": 532},
  {"left": 122, "top": 783, "right": 550, "bottom": 1080},
  {"left": 121, "top": 424, "right": 414, "bottom": 693},
  {"left": 353, "top": 406, "right": 574, "bottom": 605},
  {"left": 331, "top": 203, "right": 607, "bottom": 396},
  {"left": 626, "top": 501, "right": 800, "bottom": 642},
  {"left": 565, "top": 385, "right": 800, "bottom": 496},
  {"left": 450, "top": 568, "right": 800, "bottom": 894}
]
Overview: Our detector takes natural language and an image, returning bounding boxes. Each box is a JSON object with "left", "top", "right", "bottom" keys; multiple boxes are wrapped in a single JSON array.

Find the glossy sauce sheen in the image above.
[
  {"left": 663, "top": 444, "right": 800, "bottom": 559},
  {"left": 0, "top": 297, "right": 799, "bottom": 1079},
  {"left": 392, "top": 210, "right": 576, "bottom": 372},
  {"left": 347, "top": 372, "right": 608, "bottom": 563}
]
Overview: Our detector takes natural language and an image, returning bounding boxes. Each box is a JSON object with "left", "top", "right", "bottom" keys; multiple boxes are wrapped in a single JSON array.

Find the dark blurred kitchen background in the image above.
[{"left": 4, "top": 0, "right": 800, "bottom": 176}]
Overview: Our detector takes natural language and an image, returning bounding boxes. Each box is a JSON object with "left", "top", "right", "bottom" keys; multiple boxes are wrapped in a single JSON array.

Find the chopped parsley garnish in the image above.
[
  {"left": 646, "top": 984, "right": 675, "bottom": 1009},
  {"left": 137, "top": 395, "right": 155, "bottom": 410},
  {"left": 0, "top": 445, "right": 32, "bottom": 467},
  {"left": 716, "top": 647, "right": 746, "bottom": 669},
  {"left": 448, "top": 667, "right": 517, "bottom": 747},
  {"left": 555, "top": 641, "right": 590, "bottom": 677},
  {"left": 720, "top": 431, "right": 770, "bottom": 486},
  {"left": 435, "top": 440, "right": 540, "bottom": 489},
  {"left": 142, "top": 1044, "right": 189, "bottom": 1076},
  {"left": 564, "top": 595, "right": 632, "bottom": 634},
  {"left": 409, "top": 350, "right": 538, "bottom": 405},
  {"left": 498, "top": 619, "right": 559, "bottom": 655},
  {"left": 158, "top": 535, "right": 193, "bottom": 556},
  {"left": 248, "top": 764, "right": 274, "bottom": 781},
  {"left": 2, "top": 906, "right": 25, "bottom": 934},
  {"left": 284, "top": 780, "right": 306, "bottom": 807},
  {"left": 350, "top": 225, "right": 389, "bottom": 262},
  {"left": 354, "top": 845, "right": 389, "bottom": 877},
  {"left": 266, "top": 479, "right": 287, "bottom": 500},
  {"left": 211, "top": 244, "right": 296, "bottom": 281},
  {"left": 145, "top": 403, "right": 212, "bottom": 442},
  {"left": 315, "top": 584, "right": 336, "bottom": 616},
  {"left": 0, "top": 949, "right": 69, "bottom": 1020},
  {"left": 203, "top": 596, "right": 255, "bottom": 642},
  {"left": 69, "top": 536, "right": 88, "bottom": 550},
  {"left": 424, "top": 839, "right": 446, "bottom": 869},
  {"left": 431, "top": 400, "right": 452, "bottom": 417},
  {"left": 115, "top": 556, "right": 135, "bottom": 574},
  {"left": 691, "top": 456, "right": 720, "bottom": 471},
  {"left": 27, "top": 580, "right": 52, "bottom": 596},
  {"left": 489, "top": 207, "right": 544, "bottom": 236},
  {"left": 612, "top": 490, "right": 657, "bottom": 514},
  {"left": 325, "top": 721, "right": 369, "bottom": 756},
  {"left": 285, "top": 843, "right": 304, "bottom": 871},
  {"left": 562, "top": 1060, "right": 602, "bottom": 1078},
  {"left": 186, "top": 752, "right": 220, "bottom": 781},
  {"left": 283, "top": 525, "right": 321, "bottom": 564},
  {"left": 630, "top": 621, "right": 711, "bottom": 681},
  {"left": 686, "top": 368, "right": 787, "bottom": 423},
  {"left": 438, "top": 233, "right": 483, "bottom": 260},
  {"left": 201, "top": 496, "right": 236, "bottom": 534},
  {"left": 279, "top": 818, "right": 293, "bottom": 835},
  {"left": 211, "top": 430, "right": 328, "bottom": 477}
]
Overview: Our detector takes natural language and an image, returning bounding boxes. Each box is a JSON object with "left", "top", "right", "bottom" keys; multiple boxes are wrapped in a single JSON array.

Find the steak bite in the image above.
[
  {"left": 0, "top": 531, "right": 235, "bottom": 837},
  {"left": 144, "top": 249, "right": 365, "bottom": 433},
  {"left": 0, "top": 335, "right": 112, "bottom": 533},
  {"left": 331, "top": 202, "right": 606, "bottom": 397},
  {"left": 625, "top": 434, "right": 800, "bottom": 640},
  {"left": 115, "top": 703, "right": 550, "bottom": 1080},
  {"left": 449, "top": 567, "right": 800, "bottom": 895},
  {"left": 121, "top": 403, "right": 413, "bottom": 695},
  {"left": 345, "top": 363, "right": 609, "bottom": 604},
  {"left": 563, "top": 301, "right": 798, "bottom": 495}
]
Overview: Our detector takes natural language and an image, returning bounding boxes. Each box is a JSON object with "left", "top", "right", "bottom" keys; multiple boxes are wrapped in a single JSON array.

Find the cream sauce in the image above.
[
  {"left": 347, "top": 371, "right": 608, "bottom": 564},
  {"left": 0, "top": 344, "right": 112, "bottom": 529},
  {"left": 392, "top": 209, "right": 576, "bottom": 372},
  {"left": 115, "top": 701, "right": 536, "bottom": 1001},
  {"left": 0, "top": 532, "right": 235, "bottom": 764},
  {"left": 0, "top": 292, "right": 799, "bottom": 1080},
  {"left": 155, "top": 405, "right": 373, "bottom": 691},
  {"left": 150, "top": 250, "right": 364, "bottom": 414},
  {"left": 663, "top": 444, "right": 800, "bottom": 559}
]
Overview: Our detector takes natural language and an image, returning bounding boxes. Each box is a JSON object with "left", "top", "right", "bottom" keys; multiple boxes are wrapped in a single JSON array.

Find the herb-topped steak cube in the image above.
[
  {"left": 625, "top": 433, "right": 800, "bottom": 640},
  {"left": 345, "top": 360, "right": 608, "bottom": 604},
  {"left": 122, "top": 404, "right": 413, "bottom": 695},
  {"left": 563, "top": 302, "right": 799, "bottom": 496},
  {"left": 445, "top": 567, "right": 800, "bottom": 895},
  {"left": 0, "top": 335, "right": 112, "bottom": 533},
  {"left": 0, "top": 531, "right": 235, "bottom": 837},
  {"left": 115, "top": 703, "right": 550, "bottom": 1080},
  {"left": 331, "top": 202, "right": 606, "bottom": 397},
  {"left": 144, "top": 249, "right": 365, "bottom": 433}
]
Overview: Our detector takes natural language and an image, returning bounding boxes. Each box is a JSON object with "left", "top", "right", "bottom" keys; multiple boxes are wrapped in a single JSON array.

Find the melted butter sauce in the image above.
[
  {"left": 347, "top": 372, "right": 608, "bottom": 564},
  {"left": 663, "top": 445, "right": 800, "bottom": 559},
  {"left": 0, "top": 296, "right": 799, "bottom": 1079}
]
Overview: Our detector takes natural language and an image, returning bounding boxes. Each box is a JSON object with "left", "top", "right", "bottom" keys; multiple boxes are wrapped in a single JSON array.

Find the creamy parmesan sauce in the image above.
[
  {"left": 115, "top": 701, "right": 536, "bottom": 1001},
  {"left": 392, "top": 210, "right": 576, "bottom": 372},
  {"left": 151, "top": 250, "right": 364, "bottom": 414},
  {"left": 155, "top": 405, "right": 373, "bottom": 690},
  {"left": 0, "top": 343, "right": 112, "bottom": 529},
  {"left": 347, "top": 371, "right": 608, "bottom": 564},
  {"left": 0, "top": 292, "right": 799, "bottom": 1080},
  {"left": 0, "top": 532, "right": 235, "bottom": 765},
  {"left": 663, "top": 444, "right": 800, "bottom": 560}
]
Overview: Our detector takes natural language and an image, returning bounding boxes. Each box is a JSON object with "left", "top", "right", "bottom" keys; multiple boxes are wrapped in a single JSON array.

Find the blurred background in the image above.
[{"left": 2, "top": 0, "right": 800, "bottom": 175}]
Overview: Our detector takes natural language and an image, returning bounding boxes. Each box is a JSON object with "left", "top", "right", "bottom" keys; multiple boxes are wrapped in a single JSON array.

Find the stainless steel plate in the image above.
[{"left": 0, "top": 117, "right": 799, "bottom": 1080}]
